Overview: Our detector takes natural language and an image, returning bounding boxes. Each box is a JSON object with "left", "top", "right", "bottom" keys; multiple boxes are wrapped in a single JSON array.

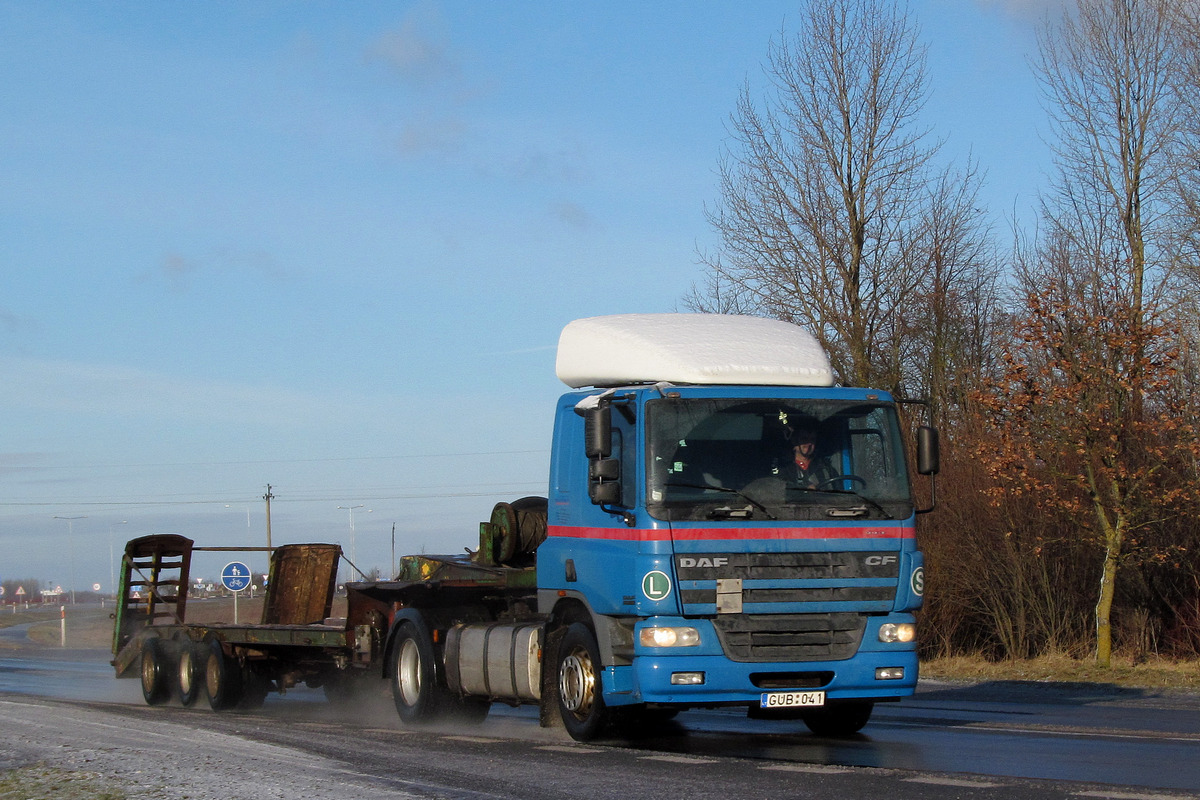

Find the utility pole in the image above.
[{"left": 263, "top": 484, "right": 274, "bottom": 553}]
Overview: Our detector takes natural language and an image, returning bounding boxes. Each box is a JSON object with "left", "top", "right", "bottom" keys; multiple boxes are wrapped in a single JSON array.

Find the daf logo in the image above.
[
  {"left": 679, "top": 557, "right": 729, "bottom": 568},
  {"left": 864, "top": 555, "right": 898, "bottom": 567}
]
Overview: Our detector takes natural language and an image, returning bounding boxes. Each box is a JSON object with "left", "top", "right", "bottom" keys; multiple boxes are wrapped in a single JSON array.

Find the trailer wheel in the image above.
[
  {"left": 140, "top": 638, "right": 171, "bottom": 706},
  {"left": 237, "top": 670, "right": 269, "bottom": 710},
  {"left": 389, "top": 622, "right": 443, "bottom": 724},
  {"left": 204, "top": 638, "right": 244, "bottom": 711},
  {"left": 443, "top": 695, "right": 491, "bottom": 725},
  {"left": 556, "top": 623, "right": 609, "bottom": 741},
  {"left": 801, "top": 700, "right": 874, "bottom": 736},
  {"left": 176, "top": 641, "right": 203, "bottom": 707}
]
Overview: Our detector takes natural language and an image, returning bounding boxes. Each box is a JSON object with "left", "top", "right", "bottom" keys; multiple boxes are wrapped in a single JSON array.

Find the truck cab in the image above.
[{"left": 535, "top": 314, "right": 935, "bottom": 739}]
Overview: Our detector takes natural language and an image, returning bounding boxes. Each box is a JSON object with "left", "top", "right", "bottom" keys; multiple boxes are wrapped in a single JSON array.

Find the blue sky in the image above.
[{"left": 1, "top": 0, "right": 1056, "bottom": 594}]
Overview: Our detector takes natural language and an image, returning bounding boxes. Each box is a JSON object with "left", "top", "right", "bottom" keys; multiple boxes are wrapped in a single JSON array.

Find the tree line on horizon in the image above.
[{"left": 687, "top": 0, "right": 1200, "bottom": 666}]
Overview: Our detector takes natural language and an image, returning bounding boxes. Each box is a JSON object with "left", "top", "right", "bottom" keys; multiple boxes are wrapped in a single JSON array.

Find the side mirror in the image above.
[
  {"left": 585, "top": 404, "right": 612, "bottom": 459},
  {"left": 588, "top": 463, "right": 622, "bottom": 505},
  {"left": 917, "top": 426, "right": 940, "bottom": 476}
]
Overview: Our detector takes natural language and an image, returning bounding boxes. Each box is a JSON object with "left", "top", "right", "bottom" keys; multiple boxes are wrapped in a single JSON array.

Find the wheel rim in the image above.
[
  {"left": 396, "top": 638, "right": 422, "bottom": 707},
  {"left": 558, "top": 647, "right": 596, "bottom": 718},
  {"left": 206, "top": 651, "right": 222, "bottom": 698},
  {"left": 140, "top": 646, "right": 157, "bottom": 694},
  {"left": 178, "top": 648, "right": 193, "bottom": 696}
]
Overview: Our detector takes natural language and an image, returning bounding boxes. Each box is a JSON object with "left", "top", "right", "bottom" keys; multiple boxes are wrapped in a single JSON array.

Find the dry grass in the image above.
[
  {"left": 0, "top": 765, "right": 125, "bottom": 800},
  {"left": 922, "top": 651, "right": 1200, "bottom": 691}
]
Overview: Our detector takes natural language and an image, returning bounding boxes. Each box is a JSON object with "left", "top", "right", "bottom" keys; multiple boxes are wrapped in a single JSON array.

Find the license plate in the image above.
[{"left": 760, "top": 690, "right": 825, "bottom": 709}]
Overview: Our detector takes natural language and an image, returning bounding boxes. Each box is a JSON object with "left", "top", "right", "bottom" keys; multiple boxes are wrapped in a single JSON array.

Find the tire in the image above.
[
  {"left": 556, "top": 622, "right": 609, "bottom": 742},
  {"left": 140, "top": 638, "right": 171, "bottom": 706},
  {"left": 801, "top": 700, "right": 874, "bottom": 736},
  {"left": 204, "top": 638, "right": 244, "bottom": 711},
  {"left": 237, "top": 669, "right": 270, "bottom": 710},
  {"left": 389, "top": 621, "right": 444, "bottom": 724},
  {"left": 610, "top": 705, "right": 681, "bottom": 738},
  {"left": 176, "top": 641, "right": 203, "bottom": 708},
  {"left": 323, "top": 670, "right": 388, "bottom": 705},
  {"left": 322, "top": 673, "right": 357, "bottom": 704},
  {"left": 449, "top": 696, "right": 491, "bottom": 725}
]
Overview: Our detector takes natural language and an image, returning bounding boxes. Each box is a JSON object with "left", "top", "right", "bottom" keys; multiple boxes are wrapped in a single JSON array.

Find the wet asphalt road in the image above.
[{"left": 3, "top": 620, "right": 1200, "bottom": 799}]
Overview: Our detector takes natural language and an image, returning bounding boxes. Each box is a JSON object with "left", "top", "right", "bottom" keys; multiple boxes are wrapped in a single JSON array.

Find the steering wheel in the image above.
[{"left": 815, "top": 474, "right": 867, "bottom": 490}]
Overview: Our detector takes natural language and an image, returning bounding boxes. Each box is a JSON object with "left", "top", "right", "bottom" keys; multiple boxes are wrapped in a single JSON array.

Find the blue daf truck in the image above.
[{"left": 114, "top": 313, "right": 936, "bottom": 742}]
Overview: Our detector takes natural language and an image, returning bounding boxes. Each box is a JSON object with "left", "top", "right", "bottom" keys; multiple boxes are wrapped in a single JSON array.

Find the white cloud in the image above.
[
  {"left": 366, "top": 5, "right": 459, "bottom": 89},
  {"left": 973, "top": 0, "right": 1067, "bottom": 22},
  {"left": 551, "top": 200, "right": 595, "bottom": 231},
  {"left": 138, "top": 249, "right": 293, "bottom": 293},
  {"left": 0, "top": 356, "right": 334, "bottom": 427}
]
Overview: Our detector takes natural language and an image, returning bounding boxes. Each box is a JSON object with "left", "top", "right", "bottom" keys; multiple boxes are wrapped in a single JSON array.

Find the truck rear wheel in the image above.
[
  {"left": 204, "top": 638, "right": 244, "bottom": 711},
  {"left": 801, "top": 700, "right": 874, "bottom": 736},
  {"left": 389, "top": 621, "right": 490, "bottom": 725},
  {"left": 389, "top": 622, "right": 442, "bottom": 724},
  {"left": 140, "top": 638, "right": 171, "bottom": 706},
  {"left": 556, "top": 623, "right": 609, "bottom": 741},
  {"left": 176, "top": 641, "right": 203, "bottom": 707}
]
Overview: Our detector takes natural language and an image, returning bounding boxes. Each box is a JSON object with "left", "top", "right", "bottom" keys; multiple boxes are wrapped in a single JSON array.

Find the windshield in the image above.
[{"left": 646, "top": 398, "right": 912, "bottom": 522}]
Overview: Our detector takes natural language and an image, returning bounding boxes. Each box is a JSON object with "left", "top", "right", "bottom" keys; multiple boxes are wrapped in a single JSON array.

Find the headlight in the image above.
[
  {"left": 878, "top": 622, "right": 916, "bottom": 643},
  {"left": 639, "top": 626, "right": 700, "bottom": 647}
]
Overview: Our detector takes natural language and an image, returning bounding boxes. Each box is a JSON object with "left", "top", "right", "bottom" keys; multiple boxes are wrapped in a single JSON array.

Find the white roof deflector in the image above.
[{"left": 555, "top": 313, "right": 834, "bottom": 389}]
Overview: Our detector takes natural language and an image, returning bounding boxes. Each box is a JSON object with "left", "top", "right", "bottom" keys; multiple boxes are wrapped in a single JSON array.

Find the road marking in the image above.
[
  {"left": 537, "top": 745, "right": 605, "bottom": 754},
  {"left": 882, "top": 719, "right": 1200, "bottom": 743},
  {"left": 904, "top": 776, "right": 1002, "bottom": 788},
  {"left": 441, "top": 735, "right": 497, "bottom": 744},
  {"left": 640, "top": 754, "right": 719, "bottom": 764},
  {"left": 1074, "top": 792, "right": 1197, "bottom": 800},
  {"left": 761, "top": 763, "right": 852, "bottom": 775}
]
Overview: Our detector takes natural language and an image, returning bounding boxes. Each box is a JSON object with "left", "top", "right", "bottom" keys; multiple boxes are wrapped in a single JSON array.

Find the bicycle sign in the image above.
[{"left": 221, "top": 561, "right": 252, "bottom": 593}]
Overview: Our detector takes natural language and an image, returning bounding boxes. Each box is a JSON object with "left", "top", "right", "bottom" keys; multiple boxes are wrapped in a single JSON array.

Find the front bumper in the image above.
[{"left": 603, "top": 614, "right": 919, "bottom": 707}]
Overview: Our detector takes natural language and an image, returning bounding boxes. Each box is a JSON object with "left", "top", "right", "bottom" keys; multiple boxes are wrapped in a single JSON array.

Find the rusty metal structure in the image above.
[{"left": 111, "top": 499, "right": 544, "bottom": 714}]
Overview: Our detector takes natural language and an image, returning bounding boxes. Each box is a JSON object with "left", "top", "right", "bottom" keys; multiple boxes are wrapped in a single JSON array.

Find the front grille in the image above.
[
  {"left": 712, "top": 613, "right": 865, "bottom": 662},
  {"left": 675, "top": 551, "right": 900, "bottom": 581},
  {"left": 681, "top": 586, "right": 895, "bottom": 605},
  {"left": 674, "top": 551, "right": 899, "bottom": 614}
]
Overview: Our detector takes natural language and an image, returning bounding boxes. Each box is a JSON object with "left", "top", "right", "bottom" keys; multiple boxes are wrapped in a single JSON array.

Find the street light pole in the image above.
[
  {"left": 337, "top": 505, "right": 363, "bottom": 579},
  {"left": 53, "top": 515, "right": 86, "bottom": 604}
]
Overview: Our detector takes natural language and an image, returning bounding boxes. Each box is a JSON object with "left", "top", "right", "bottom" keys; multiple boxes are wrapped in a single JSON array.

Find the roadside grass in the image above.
[
  {"left": 0, "top": 765, "right": 125, "bottom": 800},
  {"left": 922, "top": 652, "right": 1200, "bottom": 691},
  {"left": 0, "top": 607, "right": 114, "bottom": 649}
]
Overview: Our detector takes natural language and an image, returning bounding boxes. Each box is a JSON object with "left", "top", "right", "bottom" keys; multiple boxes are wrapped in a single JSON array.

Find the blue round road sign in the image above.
[{"left": 221, "top": 561, "right": 252, "bottom": 592}]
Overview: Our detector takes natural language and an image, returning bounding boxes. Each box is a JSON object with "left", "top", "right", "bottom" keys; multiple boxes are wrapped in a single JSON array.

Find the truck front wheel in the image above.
[
  {"left": 801, "top": 700, "right": 874, "bottom": 736},
  {"left": 556, "top": 623, "right": 609, "bottom": 741}
]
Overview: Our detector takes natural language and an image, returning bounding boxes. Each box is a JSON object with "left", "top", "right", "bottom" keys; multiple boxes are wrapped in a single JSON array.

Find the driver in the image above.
[{"left": 780, "top": 424, "right": 836, "bottom": 489}]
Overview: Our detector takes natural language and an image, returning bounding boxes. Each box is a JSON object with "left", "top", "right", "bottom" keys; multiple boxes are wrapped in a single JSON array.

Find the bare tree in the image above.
[
  {"left": 1169, "top": 2, "right": 1200, "bottom": 285},
  {"left": 906, "top": 162, "right": 1004, "bottom": 422},
  {"left": 1015, "top": 0, "right": 1200, "bottom": 666},
  {"left": 691, "top": 0, "right": 956, "bottom": 393}
]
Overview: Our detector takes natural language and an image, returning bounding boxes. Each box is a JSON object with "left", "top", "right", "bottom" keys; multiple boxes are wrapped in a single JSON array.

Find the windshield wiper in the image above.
[
  {"left": 707, "top": 505, "right": 756, "bottom": 520},
  {"left": 663, "top": 482, "right": 778, "bottom": 520},
  {"left": 802, "top": 489, "right": 894, "bottom": 520}
]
